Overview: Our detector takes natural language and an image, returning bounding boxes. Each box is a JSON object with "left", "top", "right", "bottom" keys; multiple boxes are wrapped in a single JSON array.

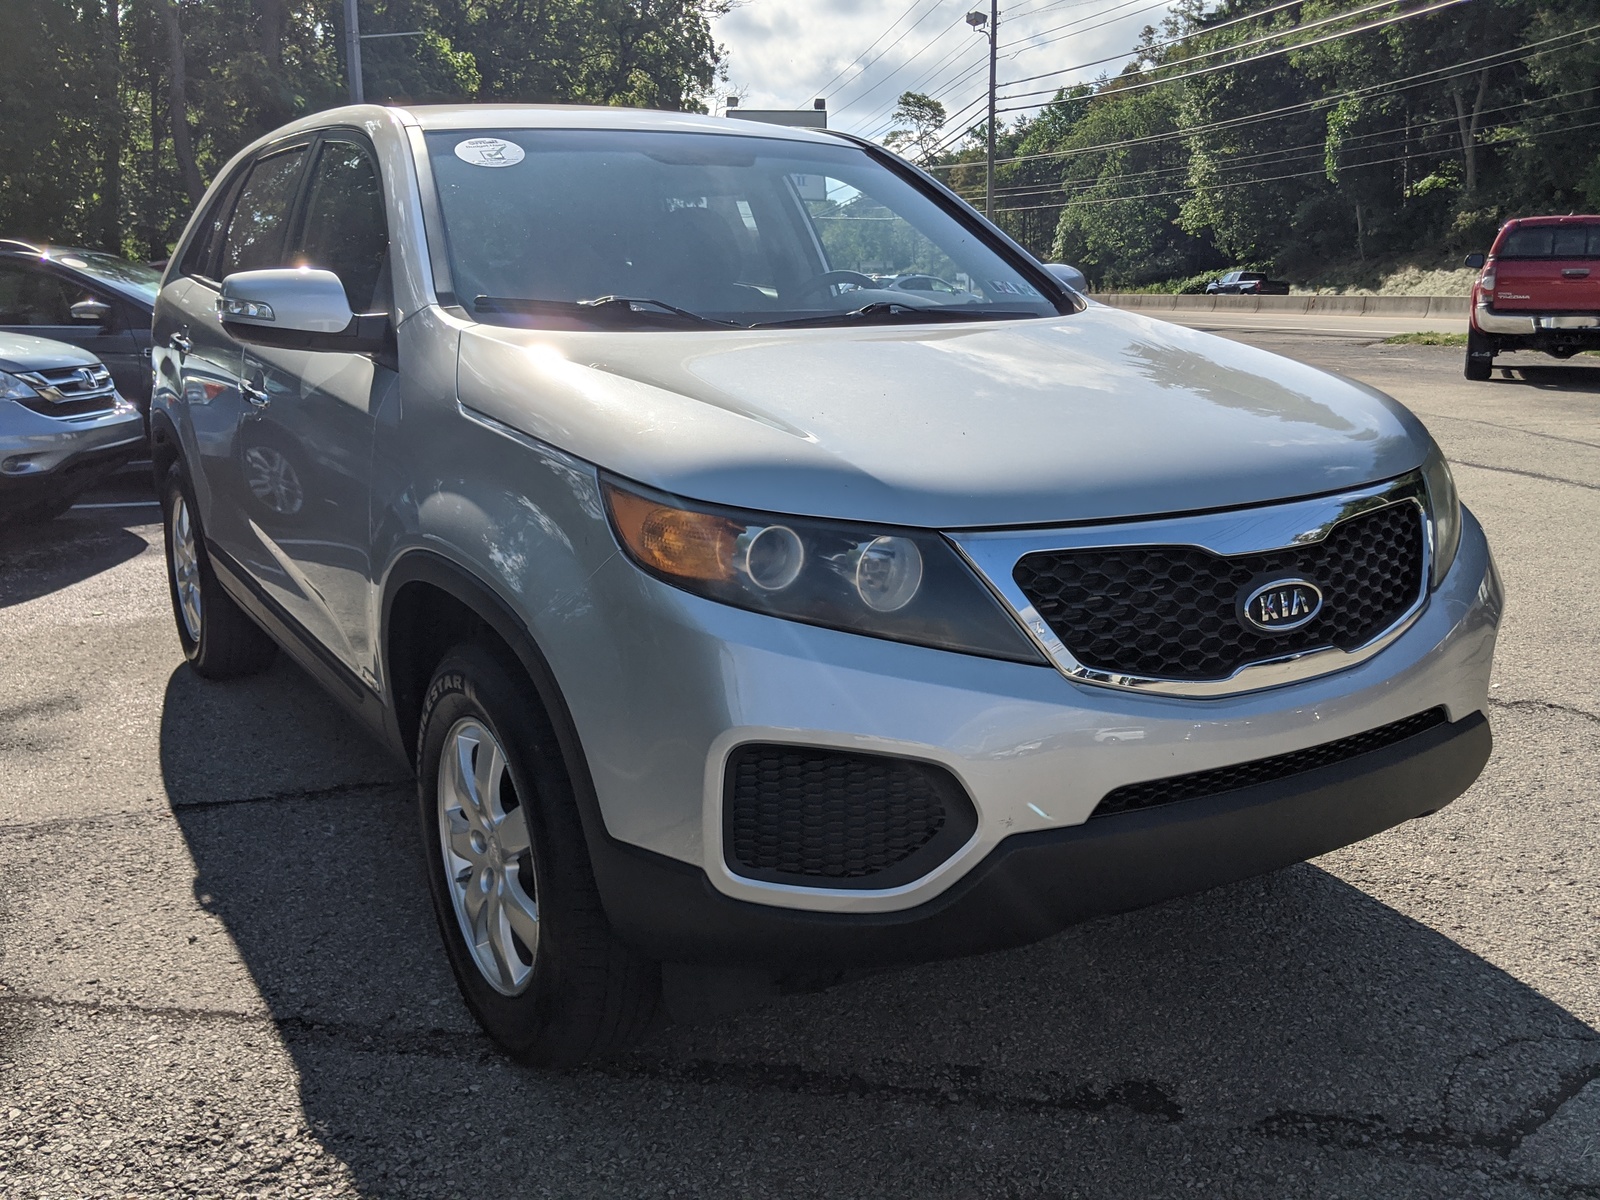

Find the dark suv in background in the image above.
[{"left": 0, "top": 240, "right": 159, "bottom": 414}]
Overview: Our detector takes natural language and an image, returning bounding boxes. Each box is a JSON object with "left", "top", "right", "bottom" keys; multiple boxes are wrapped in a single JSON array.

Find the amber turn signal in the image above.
[{"left": 604, "top": 484, "right": 739, "bottom": 583}]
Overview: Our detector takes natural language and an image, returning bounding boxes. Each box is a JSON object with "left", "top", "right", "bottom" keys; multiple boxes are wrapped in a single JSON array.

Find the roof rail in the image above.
[{"left": 0, "top": 238, "right": 44, "bottom": 255}]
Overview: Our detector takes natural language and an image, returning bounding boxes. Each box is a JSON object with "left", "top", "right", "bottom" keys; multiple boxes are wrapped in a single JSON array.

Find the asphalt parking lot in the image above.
[{"left": 1, "top": 330, "right": 1597, "bottom": 1199}]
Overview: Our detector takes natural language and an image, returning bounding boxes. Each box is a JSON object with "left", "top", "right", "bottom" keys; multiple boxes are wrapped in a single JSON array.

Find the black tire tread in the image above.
[
  {"left": 417, "top": 643, "right": 658, "bottom": 1066},
  {"left": 162, "top": 465, "right": 277, "bottom": 680}
]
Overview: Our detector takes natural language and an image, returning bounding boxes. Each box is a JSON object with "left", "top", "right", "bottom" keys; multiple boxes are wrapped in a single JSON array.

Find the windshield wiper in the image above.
[
  {"left": 748, "top": 302, "right": 1046, "bottom": 330},
  {"left": 473, "top": 295, "right": 735, "bottom": 328}
]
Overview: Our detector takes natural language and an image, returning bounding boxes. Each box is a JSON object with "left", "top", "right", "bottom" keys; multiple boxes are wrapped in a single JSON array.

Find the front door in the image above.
[{"left": 231, "top": 134, "right": 394, "bottom": 684}]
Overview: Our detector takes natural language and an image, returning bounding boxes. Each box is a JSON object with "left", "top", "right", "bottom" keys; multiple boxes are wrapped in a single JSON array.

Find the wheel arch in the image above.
[{"left": 380, "top": 551, "right": 603, "bottom": 825}]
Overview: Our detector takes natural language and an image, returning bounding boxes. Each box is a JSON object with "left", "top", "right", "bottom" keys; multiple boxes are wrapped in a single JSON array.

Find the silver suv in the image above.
[{"left": 151, "top": 106, "right": 1502, "bottom": 1066}]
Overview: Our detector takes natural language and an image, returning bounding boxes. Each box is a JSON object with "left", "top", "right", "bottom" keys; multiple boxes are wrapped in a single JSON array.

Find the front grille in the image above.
[
  {"left": 1013, "top": 500, "right": 1425, "bottom": 683},
  {"left": 14, "top": 364, "right": 117, "bottom": 418},
  {"left": 1093, "top": 707, "right": 1449, "bottom": 818},
  {"left": 724, "top": 745, "right": 977, "bottom": 888}
]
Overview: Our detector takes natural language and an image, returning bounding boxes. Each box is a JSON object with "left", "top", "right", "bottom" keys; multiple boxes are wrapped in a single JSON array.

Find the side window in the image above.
[
  {"left": 217, "top": 147, "right": 308, "bottom": 278},
  {"left": 294, "top": 140, "right": 389, "bottom": 311},
  {"left": 0, "top": 263, "right": 76, "bottom": 325}
]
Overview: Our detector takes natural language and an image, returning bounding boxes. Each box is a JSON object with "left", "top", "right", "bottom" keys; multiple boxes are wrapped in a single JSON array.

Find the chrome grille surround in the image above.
[
  {"left": 13, "top": 364, "right": 118, "bottom": 418},
  {"left": 947, "top": 473, "right": 1433, "bottom": 699}
]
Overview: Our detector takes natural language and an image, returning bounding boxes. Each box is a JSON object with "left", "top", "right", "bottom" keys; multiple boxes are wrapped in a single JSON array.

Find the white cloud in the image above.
[{"left": 713, "top": 0, "right": 1185, "bottom": 142}]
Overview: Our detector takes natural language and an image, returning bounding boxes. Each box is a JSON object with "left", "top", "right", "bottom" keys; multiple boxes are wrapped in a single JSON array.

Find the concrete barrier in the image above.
[{"left": 1092, "top": 293, "right": 1469, "bottom": 318}]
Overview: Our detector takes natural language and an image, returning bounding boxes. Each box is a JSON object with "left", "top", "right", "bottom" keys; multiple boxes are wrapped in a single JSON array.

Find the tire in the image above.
[
  {"left": 1465, "top": 329, "right": 1495, "bottom": 382},
  {"left": 416, "top": 643, "right": 659, "bottom": 1066},
  {"left": 161, "top": 464, "right": 277, "bottom": 679}
]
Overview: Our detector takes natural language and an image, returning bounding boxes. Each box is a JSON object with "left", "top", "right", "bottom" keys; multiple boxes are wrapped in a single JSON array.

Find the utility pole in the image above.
[
  {"left": 344, "top": 0, "right": 364, "bottom": 104},
  {"left": 968, "top": 3, "right": 999, "bottom": 219}
]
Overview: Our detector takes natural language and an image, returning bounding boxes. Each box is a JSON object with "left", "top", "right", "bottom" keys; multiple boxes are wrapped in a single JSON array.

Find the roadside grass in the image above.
[{"left": 1383, "top": 331, "right": 1467, "bottom": 346}]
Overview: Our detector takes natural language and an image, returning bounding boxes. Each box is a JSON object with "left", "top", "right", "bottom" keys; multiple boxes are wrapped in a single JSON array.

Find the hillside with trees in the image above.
[
  {"left": 932, "top": 0, "right": 1600, "bottom": 290},
  {"left": 1, "top": 0, "right": 727, "bottom": 260}
]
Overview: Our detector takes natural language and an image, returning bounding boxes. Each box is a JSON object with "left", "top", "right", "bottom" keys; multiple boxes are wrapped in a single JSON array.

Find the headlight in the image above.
[
  {"left": 603, "top": 477, "right": 1044, "bottom": 663},
  {"left": 0, "top": 370, "right": 39, "bottom": 401},
  {"left": 1421, "top": 443, "right": 1461, "bottom": 588}
]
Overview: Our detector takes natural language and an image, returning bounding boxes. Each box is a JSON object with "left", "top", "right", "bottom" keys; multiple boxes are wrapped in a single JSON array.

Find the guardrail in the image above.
[{"left": 1091, "top": 293, "right": 1470, "bottom": 317}]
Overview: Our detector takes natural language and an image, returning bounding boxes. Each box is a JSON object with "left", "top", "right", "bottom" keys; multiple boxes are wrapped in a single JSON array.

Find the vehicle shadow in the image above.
[
  {"left": 0, "top": 513, "right": 152, "bottom": 609},
  {"left": 1492, "top": 361, "right": 1600, "bottom": 392},
  {"left": 158, "top": 666, "right": 1600, "bottom": 1196}
]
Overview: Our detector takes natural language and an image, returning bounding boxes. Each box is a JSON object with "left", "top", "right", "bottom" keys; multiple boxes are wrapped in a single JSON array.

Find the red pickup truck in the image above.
[{"left": 1465, "top": 215, "right": 1600, "bottom": 380}]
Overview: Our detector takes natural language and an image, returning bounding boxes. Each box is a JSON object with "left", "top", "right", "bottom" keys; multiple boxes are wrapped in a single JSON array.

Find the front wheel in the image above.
[
  {"left": 416, "top": 644, "right": 658, "bottom": 1066},
  {"left": 1465, "top": 329, "right": 1495, "bottom": 381}
]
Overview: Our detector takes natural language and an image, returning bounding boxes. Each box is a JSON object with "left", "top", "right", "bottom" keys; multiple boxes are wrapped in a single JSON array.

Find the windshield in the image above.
[
  {"left": 423, "top": 129, "right": 1060, "bottom": 329},
  {"left": 49, "top": 249, "right": 162, "bottom": 303}
]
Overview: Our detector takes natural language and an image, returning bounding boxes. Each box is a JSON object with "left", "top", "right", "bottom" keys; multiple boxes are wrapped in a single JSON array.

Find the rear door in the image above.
[{"left": 1491, "top": 222, "right": 1600, "bottom": 312}]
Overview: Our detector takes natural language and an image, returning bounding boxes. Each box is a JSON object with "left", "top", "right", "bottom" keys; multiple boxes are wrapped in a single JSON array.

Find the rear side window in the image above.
[
  {"left": 294, "top": 140, "right": 390, "bottom": 311},
  {"left": 217, "top": 147, "right": 308, "bottom": 277},
  {"left": 1497, "top": 225, "right": 1600, "bottom": 259}
]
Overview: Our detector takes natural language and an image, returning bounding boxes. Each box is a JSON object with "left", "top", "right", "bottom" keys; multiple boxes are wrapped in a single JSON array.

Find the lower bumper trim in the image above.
[{"left": 592, "top": 710, "right": 1492, "bottom": 968}]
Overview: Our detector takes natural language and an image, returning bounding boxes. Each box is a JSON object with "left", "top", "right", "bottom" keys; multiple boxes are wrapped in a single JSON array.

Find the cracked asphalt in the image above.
[{"left": 1, "top": 334, "right": 1597, "bottom": 1199}]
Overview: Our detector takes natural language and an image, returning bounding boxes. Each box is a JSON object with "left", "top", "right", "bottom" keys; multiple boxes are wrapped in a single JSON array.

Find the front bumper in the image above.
[
  {"left": 592, "top": 707, "right": 1490, "bottom": 968},
  {"left": 563, "top": 501, "right": 1499, "bottom": 944},
  {"left": 0, "top": 397, "right": 144, "bottom": 511}
]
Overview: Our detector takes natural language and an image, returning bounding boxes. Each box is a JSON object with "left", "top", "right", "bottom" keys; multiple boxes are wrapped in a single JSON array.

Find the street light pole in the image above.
[
  {"left": 344, "top": 0, "right": 364, "bottom": 104},
  {"left": 986, "top": 0, "right": 998, "bottom": 220},
  {"left": 968, "top": 4, "right": 1000, "bottom": 220}
]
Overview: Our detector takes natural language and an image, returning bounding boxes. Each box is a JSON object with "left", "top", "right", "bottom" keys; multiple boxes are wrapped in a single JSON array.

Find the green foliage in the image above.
[
  {"left": 884, "top": 91, "right": 947, "bottom": 166},
  {"left": 929, "top": 0, "right": 1600, "bottom": 290},
  {"left": 0, "top": 0, "right": 727, "bottom": 258},
  {"left": 1382, "top": 331, "right": 1467, "bottom": 345}
]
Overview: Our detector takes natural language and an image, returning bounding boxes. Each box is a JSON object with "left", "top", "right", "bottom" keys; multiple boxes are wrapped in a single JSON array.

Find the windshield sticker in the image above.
[{"left": 454, "top": 137, "right": 525, "bottom": 168}]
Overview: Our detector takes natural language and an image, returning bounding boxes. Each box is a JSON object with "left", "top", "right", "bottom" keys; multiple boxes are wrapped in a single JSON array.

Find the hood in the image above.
[
  {"left": 456, "top": 304, "right": 1431, "bottom": 529},
  {"left": 0, "top": 331, "right": 100, "bottom": 374}
]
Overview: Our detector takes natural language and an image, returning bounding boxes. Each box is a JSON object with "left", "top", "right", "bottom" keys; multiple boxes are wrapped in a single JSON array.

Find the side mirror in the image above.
[
  {"left": 70, "top": 297, "right": 112, "bottom": 326},
  {"left": 1044, "top": 262, "right": 1089, "bottom": 294},
  {"left": 1463, "top": 252, "right": 1486, "bottom": 270},
  {"left": 219, "top": 268, "right": 386, "bottom": 353}
]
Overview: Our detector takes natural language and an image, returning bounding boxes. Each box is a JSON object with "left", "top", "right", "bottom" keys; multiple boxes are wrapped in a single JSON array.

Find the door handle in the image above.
[
  {"left": 1562, "top": 268, "right": 1590, "bottom": 278},
  {"left": 241, "top": 379, "right": 270, "bottom": 409},
  {"left": 168, "top": 331, "right": 192, "bottom": 354}
]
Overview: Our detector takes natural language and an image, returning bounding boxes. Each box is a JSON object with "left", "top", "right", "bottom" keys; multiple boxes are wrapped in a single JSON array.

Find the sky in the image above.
[{"left": 712, "top": 0, "right": 1187, "bottom": 145}]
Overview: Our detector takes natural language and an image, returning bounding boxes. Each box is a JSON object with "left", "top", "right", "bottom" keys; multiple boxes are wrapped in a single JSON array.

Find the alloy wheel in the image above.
[{"left": 437, "top": 718, "right": 540, "bottom": 995}]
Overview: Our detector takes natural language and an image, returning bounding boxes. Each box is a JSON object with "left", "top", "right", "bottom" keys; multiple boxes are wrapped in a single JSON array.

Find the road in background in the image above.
[{"left": 2, "top": 335, "right": 1597, "bottom": 1198}]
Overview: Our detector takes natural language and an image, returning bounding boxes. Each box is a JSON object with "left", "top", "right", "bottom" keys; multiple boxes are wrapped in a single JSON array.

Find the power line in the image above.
[
  {"left": 1000, "top": 0, "right": 1377, "bottom": 87},
  {"left": 833, "top": 12, "right": 974, "bottom": 119},
  {"left": 814, "top": 0, "right": 950, "bottom": 99},
  {"left": 926, "top": 21, "right": 1600, "bottom": 171},
  {"left": 996, "top": 0, "right": 1473, "bottom": 109},
  {"left": 987, "top": 86, "right": 1600, "bottom": 201},
  {"left": 991, "top": 112, "right": 1600, "bottom": 213},
  {"left": 826, "top": 0, "right": 961, "bottom": 104}
]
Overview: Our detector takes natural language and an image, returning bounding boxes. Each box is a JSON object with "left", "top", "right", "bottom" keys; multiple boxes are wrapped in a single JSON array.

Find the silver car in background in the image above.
[
  {"left": 0, "top": 331, "right": 142, "bottom": 522},
  {"left": 150, "top": 105, "right": 1501, "bottom": 1066}
]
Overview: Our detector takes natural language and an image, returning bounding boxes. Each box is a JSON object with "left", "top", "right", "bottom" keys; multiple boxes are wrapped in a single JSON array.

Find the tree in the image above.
[{"left": 884, "top": 91, "right": 947, "bottom": 166}]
